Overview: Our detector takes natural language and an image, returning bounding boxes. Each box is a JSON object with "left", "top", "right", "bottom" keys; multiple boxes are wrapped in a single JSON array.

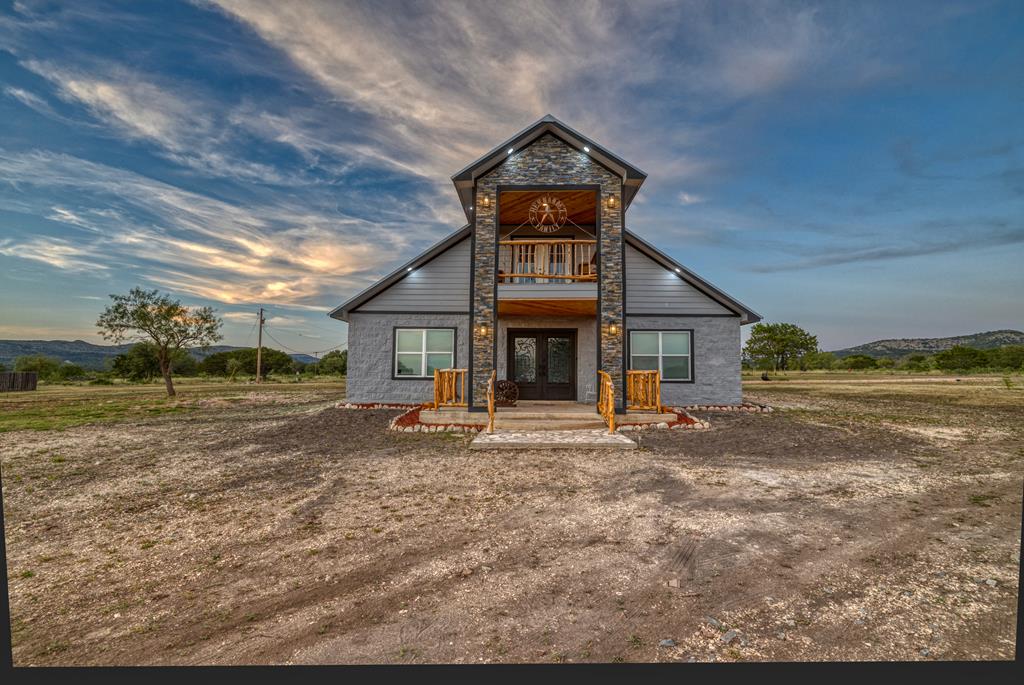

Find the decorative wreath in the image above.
[{"left": 494, "top": 380, "right": 519, "bottom": 406}]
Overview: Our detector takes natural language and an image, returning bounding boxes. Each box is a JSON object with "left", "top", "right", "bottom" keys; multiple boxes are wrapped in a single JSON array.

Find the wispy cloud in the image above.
[
  {"left": 0, "top": 149, "right": 419, "bottom": 305},
  {"left": 750, "top": 223, "right": 1024, "bottom": 272}
]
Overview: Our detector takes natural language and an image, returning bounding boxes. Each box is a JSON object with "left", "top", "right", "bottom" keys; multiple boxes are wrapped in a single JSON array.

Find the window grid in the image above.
[
  {"left": 395, "top": 329, "right": 454, "bottom": 378},
  {"left": 629, "top": 331, "right": 692, "bottom": 381}
]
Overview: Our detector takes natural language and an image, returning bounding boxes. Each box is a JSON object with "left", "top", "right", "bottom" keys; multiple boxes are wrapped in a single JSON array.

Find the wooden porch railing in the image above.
[
  {"left": 433, "top": 368, "right": 468, "bottom": 409},
  {"left": 626, "top": 370, "right": 662, "bottom": 413},
  {"left": 486, "top": 369, "right": 496, "bottom": 433},
  {"left": 597, "top": 370, "right": 616, "bottom": 434},
  {"left": 498, "top": 239, "right": 597, "bottom": 283}
]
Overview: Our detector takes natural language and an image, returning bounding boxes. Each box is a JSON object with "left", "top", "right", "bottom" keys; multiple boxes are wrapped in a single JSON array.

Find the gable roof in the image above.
[
  {"left": 328, "top": 225, "right": 471, "bottom": 322},
  {"left": 451, "top": 114, "right": 647, "bottom": 222},
  {"left": 624, "top": 230, "right": 761, "bottom": 324},
  {"left": 328, "top": 224, "right": 761, "bottom": 325}
]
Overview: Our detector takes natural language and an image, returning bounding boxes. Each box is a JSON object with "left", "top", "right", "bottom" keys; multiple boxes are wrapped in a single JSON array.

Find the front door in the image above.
[{"left": 508, "top": 329, "right": 576, "bottom": 400}]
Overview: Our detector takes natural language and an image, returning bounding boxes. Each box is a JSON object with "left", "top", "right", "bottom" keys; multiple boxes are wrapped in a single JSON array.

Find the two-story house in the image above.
[{"left": 330, "top": 115, "right": 760, "bottom": 416}]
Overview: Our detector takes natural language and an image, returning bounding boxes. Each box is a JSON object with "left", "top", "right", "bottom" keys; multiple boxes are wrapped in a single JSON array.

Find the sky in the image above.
[{"left": 0, "top": 0, "right": 1022, "bottom": 354}]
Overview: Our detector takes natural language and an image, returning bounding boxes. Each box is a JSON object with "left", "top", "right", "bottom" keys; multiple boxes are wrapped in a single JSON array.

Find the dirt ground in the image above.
[{"left": 2, "top": 377, "right": 1021, "bottom": 664}]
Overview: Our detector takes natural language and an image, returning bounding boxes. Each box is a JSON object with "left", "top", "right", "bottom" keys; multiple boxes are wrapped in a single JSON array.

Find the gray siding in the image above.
[
  {"left": 346, "top": 312, "right": 469, "bottom": 403},
  {"left": 625, "top": 245, "right": 733, "bottom": 315},
  {"left": 354, "top": 237, "right": 470, "bottom": 313},
  {"left": 497, "top": 316, "right": 598, "bottom": 404},
  {"left": 626, "top": 315, "right": 742, "bottom": 405}
]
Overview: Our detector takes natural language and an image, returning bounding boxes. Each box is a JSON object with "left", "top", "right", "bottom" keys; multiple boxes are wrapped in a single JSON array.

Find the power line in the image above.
[{"left": 261, "top": 324, "right": 347, "bottom": 357}]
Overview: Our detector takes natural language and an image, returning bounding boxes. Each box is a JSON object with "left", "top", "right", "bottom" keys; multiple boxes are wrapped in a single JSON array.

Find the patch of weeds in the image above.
[
  {"left": 628, "top": 634, "right": 643, "bottom": 649},
  {"left": 316, "top": 622, "right": 333, "bottom": 635},
  {"left": 552, "top": 652, "right": 567, "bottom": 663},
  {"left": 397, "top": 646, "right": 420, "bottom": 660},
  {"left": 37, "top": 640, "right": 70, "bottom": 657},
  {"left": 50, "top": 455, "right": 66, "bottom": 464},
  {"left": 20, "top": 570, "right": 35, "bottom": 579},
  {"left": 968, "top": 494, "right": 999, "bottom": 507},
  {"left": 726, "top": 647, "right": 743, "bottom": 660},
  {"left": 139, "top": 539, "right": 157, "bottom": 550},
  {"left": 611, "top": 655, "right": 625, "bottom": 663}
]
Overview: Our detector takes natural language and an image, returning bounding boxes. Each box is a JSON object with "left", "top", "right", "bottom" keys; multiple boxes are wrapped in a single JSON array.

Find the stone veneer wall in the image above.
[
  {"left": 346, "top": 312, "right": 469, "bottom": 404},
  {"left": 471, "top": 134, "right": 623, "bottom": 407},
  {"left": 625, "top": 315, "right": 742, "bottom": 405}
]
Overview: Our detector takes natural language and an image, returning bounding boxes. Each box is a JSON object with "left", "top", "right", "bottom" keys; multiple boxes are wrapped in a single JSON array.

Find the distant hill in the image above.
[
  {"left": 831, "top": 329, "right": 1024, "bottom": 359},
  {"left": 0, "top": 340, "right": 318, "bottom": 370}
]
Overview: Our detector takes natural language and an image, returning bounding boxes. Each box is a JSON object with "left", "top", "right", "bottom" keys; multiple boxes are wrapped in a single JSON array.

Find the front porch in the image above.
[{"left": 420, "top": 399, "right": 678, "bottom": 431}]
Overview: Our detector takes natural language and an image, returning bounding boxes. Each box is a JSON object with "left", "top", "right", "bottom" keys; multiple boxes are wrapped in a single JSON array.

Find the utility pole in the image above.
[{"left": 256, "top": 307, "right": 265, "bottom": 383}]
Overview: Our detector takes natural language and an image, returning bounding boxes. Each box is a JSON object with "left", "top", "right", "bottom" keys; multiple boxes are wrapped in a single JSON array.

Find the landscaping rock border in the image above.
[
  {"left": 618, "top": 407, "right": 710, "bottom": 432},
  {"left": 682, "top": 402, "right": 772, "bottom": 413}
]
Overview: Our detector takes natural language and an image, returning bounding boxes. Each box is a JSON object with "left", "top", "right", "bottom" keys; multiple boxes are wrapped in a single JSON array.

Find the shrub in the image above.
[
  {"left": 934, "top": 345, "right": 988, "bottom": 372},
  {"left": 840, "top": 354, "right": 877, "bottom": 370}
]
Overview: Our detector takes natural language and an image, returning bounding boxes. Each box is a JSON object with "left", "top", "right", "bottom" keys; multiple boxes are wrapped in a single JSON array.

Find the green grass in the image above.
[{"left": 0, "top": 380, "right": 346, "bottom": 432}]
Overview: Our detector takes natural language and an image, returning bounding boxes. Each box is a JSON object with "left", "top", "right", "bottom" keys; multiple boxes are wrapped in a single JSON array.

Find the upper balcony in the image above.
[{"left": 495, "top": 190, "right": 600, "bottom": 315}]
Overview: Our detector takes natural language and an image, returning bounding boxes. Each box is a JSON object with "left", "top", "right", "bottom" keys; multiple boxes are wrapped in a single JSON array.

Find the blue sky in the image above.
[{"left": 0, "top": 0, "right": 1021, "bottom": 354}]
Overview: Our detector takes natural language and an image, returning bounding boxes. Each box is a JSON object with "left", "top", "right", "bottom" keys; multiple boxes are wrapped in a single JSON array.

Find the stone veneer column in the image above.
[{"left": 470, "top": 134, "right": 624, "bottom": 408}]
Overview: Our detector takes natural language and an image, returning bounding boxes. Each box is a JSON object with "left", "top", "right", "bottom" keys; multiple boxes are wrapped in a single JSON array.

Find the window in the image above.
[
  {"left": 629, "top": 330, "right": 692, "bottom": 381},
  {"left": 395, "top": 328, "right": 455, "bottom": 378}
]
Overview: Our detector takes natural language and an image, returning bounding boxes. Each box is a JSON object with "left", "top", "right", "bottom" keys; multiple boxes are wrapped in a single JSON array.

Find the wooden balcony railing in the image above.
[
  {"left": 597, "top": 370, "right": 616, "bottom": 434},
  {"left": 626, "top": 370, "right": 662, "bottom": 413},
  {"left": 498, "top": 239, "right": 597, "bottom": 283},
  {"left": 433, "top": 368, "right": 467, "bottom": 409},
  {"left": 486, "top": 369, "right": 496, "bottom": 433}
]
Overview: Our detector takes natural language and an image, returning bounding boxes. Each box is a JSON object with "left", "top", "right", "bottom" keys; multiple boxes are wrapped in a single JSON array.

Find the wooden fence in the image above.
[{"left": 0, "top": 372, "right": 38, "bottom": 392}]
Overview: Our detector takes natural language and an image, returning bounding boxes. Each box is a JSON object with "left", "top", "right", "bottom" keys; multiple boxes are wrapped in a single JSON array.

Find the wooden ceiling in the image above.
[
  {"left": 498, "top": 299, "right": 597, "bottom": 317},
  {"left": 498, "top": 190, "right": 597, "bottom": 226}
]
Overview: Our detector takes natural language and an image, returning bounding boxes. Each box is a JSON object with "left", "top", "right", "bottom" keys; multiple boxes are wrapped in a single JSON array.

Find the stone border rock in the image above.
[
  {"left": 387, "top": 406, "right": 485, "bottom": 433},
  {"left": 617, "top": 407, "right": 710, "bottom": 432},
  {"left": 338, "top": 402, "right": 426, "bottom": 410},
  {"left": 682, "top": 402, "right": 772, "bottom": 413}
]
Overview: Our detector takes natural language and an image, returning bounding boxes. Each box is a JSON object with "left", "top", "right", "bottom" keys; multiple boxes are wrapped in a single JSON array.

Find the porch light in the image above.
[
  {"left": 607, "top": 194, "right": 617, "bottom": 209},
  {"left": 477, "top": 324, "right": 488, "bottom": 336},
  {"left": 583, "top": 146, "right": 590, "bottom": 152},
  {"left": 507, "top": 148, "right": 514, "bottom": 154},
  {"left": 674, "top": 267, "right": 681, "bottom": 273},
  {"left": 406, "top": 267, "right": 413, "bottom": 272},
  {"left": 480, "top": 195, "right": 491, "bottom": 208},
  {"left": 609, "top": 323, "right": 619, "bottom": 335}
]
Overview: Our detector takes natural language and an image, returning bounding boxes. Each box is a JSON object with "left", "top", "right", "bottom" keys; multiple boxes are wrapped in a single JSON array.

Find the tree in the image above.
[
  {"left": 900, "top": 354, "right": 931, "bottom": 372},
  {"left": 112, "top": 342, "right": 196, "bottom": 381},
  {"left": 0, "top": 362, "right": 6, "bottom": 373},
  {"left": 14, "top": 355, "right": 62, "bottom": 380},
  {"left": 226, "top": 358, "right": 243, "bottom": 382},
  {"left": 54, "top": 362, "right": 86, "bottom": 381},
  {"left": 318, "top": 349, "right": 347, "bottom": 376},
  {"left": 801, "top": 350, "right": 837, "bottom": 371},
  {"left": 197, "top": 347, "right": 292, "bottom": 377},
  {"left": 876, "top": 357, "right": 895, "bottom": 369},
  {"left": 986, "top": 345, "right": 1024, "bottom": 370},
  {"left": 933, "top": 345, "right": 988, "bottom": 372},
  {"left": 743, "top": 323, "right": 818, "bottom": 373},
  {"left": 97, "top": 288, "right": 221, "bottom": 397},
  {"left": 841, "top": 354, "right": 877, "bottom": 370}
]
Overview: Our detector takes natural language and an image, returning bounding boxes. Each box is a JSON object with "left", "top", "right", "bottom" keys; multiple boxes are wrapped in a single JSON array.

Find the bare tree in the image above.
[{"left": 97, "top": 287, "right": 222, "bottom": 397}]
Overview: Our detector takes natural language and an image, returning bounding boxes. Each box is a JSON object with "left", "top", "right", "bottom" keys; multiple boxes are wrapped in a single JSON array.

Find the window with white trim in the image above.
[
  {"left": 629, "top": 331, "right": 692, "bottom": 381},
  {"left": 395, "top": 328, "right": 454, "bottom": 377}
]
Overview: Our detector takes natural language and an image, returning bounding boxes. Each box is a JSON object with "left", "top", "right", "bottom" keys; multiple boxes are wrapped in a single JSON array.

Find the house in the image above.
[{"left": 330, "top": 115, "right": 760, "bottom": 414}]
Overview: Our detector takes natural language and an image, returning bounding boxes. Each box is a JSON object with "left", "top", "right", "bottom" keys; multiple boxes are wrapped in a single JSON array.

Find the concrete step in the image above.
[{"left": 470, "top": 429, "right": 637, "bottom": 450}]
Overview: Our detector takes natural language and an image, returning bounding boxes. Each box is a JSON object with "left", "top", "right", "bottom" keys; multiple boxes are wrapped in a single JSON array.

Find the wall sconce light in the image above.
[
  {"left": 606, "top": 194, "right": 618, "bottom": 209},
  {"left": 477, "top": 324, "right": 488, "bottom": 336},
  {"left": 480, "top": 195, "right": 491, "bottom": 209},
  {"left": 608, "top": 323, "right": 619, "bottom": 335}
]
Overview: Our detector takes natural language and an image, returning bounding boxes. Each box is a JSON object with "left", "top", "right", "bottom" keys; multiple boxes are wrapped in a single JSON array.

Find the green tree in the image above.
[
  {"left": 801, "top": 350, "right": 837, "bottom": 370},
  {"left": 112, "top": 342, "right": 196, "bottom": 381},
  {"left": 97, "top": 287, "right": 221, "bottom": 397},
  {"left": 226, "top": 357, "right": 243, "bottom": 382},
  {"left": 197, "top": 347, "right": 292, "bottom": 377},
  {"left": 743, "top": 323, "right": 818, "bottom": 373},
  {"left": 900, "top": 354, "right": 931, "bottom": 372},
  {"left": 14, "top": 355, "right": 62, "bottom": 380},
  {"left": 841, "top": 354, "right": 877, "bottom": 370},
  {"left": 876, "top": 357, "right": 895, "bottom": 369},
  {"left": 933, "top": 345, "right": 988, "bottom": 372},
  {"left": 986, "top": 345, "right": 1024, "bottom": 370},
  {"left": 318, "top": 349, "right": 347, "bottom": 376},
  {"left": 0, "top": 362, "right": 6, "bottom": 373},
  {"left": 54, "top": 362, "right": 86, "bottom": 381}
]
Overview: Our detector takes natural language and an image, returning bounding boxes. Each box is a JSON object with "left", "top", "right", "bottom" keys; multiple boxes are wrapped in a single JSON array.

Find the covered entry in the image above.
[{"left": 507, "top": 329, "right": 576, "bottom": 400}]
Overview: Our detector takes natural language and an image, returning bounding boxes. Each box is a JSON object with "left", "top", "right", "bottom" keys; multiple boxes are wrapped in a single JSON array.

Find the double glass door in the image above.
[{"left": 508, "top": 329, "right": 575, "bottom": 400}]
